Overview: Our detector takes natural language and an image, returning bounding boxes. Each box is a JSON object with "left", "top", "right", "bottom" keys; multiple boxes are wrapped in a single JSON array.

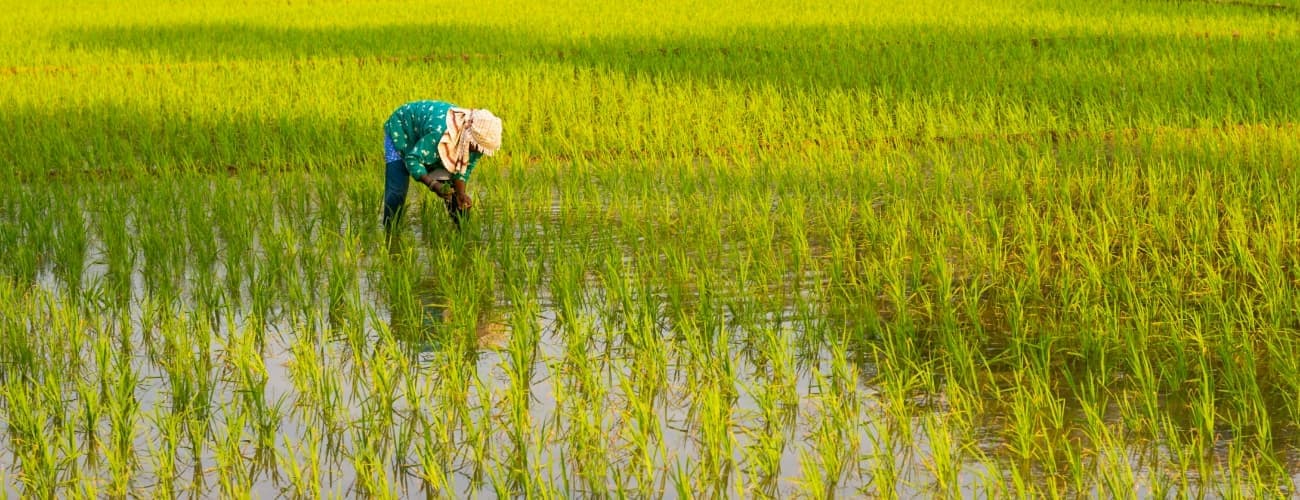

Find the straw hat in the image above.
[{"left": 466, "top": 109, "right": 502, "bottom": 156}]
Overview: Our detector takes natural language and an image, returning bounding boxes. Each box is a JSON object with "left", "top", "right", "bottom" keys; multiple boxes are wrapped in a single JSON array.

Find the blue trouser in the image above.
[
  {"left": 383, "top": 159, "right": 467, "bottom": 230},
  {"left": 382, "top": 159, "right": 410, "bottom": 230}
]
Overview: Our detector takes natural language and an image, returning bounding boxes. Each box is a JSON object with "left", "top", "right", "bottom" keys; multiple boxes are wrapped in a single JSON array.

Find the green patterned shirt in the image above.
[{"left": 383, "top": 100, "right": 482, "bottom": 182}]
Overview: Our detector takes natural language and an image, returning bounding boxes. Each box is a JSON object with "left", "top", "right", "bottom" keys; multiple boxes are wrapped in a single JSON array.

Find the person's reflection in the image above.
[{"left": 388, "top": 276, "right": 508, "bottom": 361}]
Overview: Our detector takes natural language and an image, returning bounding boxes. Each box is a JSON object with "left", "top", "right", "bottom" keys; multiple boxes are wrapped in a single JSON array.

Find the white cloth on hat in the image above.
[
  {"left": 467, "top": 109, "right": 501, "bottom": 156},
  {"left": 437, "top": 108, "right": 502, "bottom": 175}
]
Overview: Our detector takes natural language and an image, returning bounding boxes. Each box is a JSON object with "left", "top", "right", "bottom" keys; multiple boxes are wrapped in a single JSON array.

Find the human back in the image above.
[{"left": 384, "top": 100, "right": 456, "bottom": 152}]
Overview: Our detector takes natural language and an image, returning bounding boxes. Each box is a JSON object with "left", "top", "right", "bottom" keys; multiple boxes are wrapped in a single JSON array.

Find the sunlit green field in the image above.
[{"left": 2, "top": 0, "right": 1300, "bottom": 497}]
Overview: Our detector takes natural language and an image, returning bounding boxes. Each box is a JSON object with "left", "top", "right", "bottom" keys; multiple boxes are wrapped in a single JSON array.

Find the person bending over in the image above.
[{"left": 382, "top": 100, "right": 501, "bottom": 231}]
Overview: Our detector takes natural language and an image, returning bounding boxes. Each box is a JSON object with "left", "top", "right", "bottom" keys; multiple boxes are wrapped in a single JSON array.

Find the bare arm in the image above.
[{"left": 452, "top": 179, "right": 472, "bottom": 209}]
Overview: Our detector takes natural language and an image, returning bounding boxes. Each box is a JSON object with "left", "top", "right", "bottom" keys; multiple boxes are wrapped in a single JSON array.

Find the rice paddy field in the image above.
[{"left": 2, "top": 0, "right": 1300, "bottom": 497}]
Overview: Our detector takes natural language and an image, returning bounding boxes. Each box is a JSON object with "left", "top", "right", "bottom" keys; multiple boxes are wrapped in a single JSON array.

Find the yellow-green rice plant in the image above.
[
  {"left": 144, "top": 406, "right": 184, "bottom": 498},
  {"left": 1, "top": 377, "right": 61, "bottom": 498},
  {"left": 214, "top": 403, "right": 252, "bottom": 500},
  {"left": 104, "top": 346, "right": 141, "bottom": 497},
  {"left": 278, "top": 422, "right": 324, "bottom": 499},
  {"left": 3, "top": 0, "right": 1300, "bottom": 495},
  {"left": 615, "top": 365, "right": 666, "bottom": 498},
  {"left": 414, "top": 401, "right": 454, "bottom": 497}
]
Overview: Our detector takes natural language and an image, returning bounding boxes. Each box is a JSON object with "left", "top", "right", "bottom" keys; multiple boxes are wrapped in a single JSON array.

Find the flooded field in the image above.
[
  {"left": 4, "top": 137, "right": 1300, "bottom": 497},
  {"left": 4, "top": 0, "right": 1300, "bottom": 496}
]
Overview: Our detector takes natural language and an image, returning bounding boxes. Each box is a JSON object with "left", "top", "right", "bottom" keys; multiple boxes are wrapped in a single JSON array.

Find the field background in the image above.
[
  {"left": 5, "top": 0, "right": 1298, "bottom": 177},
  {"left": 2, "top": 0, "right": 1300, "bottom": 498}
]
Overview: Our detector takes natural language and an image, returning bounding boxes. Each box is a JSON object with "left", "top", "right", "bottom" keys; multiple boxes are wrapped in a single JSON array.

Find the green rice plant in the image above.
[
  {"left": 326, "top": 232, "right": 363, "bottom": 323},
  {"left": 158, "top": 313, "right": 214, "bottom": 425},
  {"left": 0, "top": 220, "right": 37, "bottom": 289},
  {"left": 72, "top": 377, "right": 105, "bottom": 472},
  {"left": 795, "top": 377, "right": 849, "bottom": 498},
  {"left": 220, "top": 324, "right": 267, "bottom": 415},
  {"left": 176, "top": 410, "right": 212, "bottom": 494},
  {"left": 183, "top": 182, "right": 221, "bottom": 288},
  {"left": 615, "top": 365, "right": 665, "bottom": 498},
  {"left": 16, "top": 191, "right": 56, "bottom": 286},
  {"left": 145, "top": 406, "right": 184, "bottom": 498},
  {"left": 465, "top": 373, "right": 502, "bottom": 495},
  {"left": 1, "top": 377, "right": 62, "bottom": 498},
  {"left": 91, "top": 335, "right": 139, "bottom": 497},
  {"left": 919, "top": 411, "right": 963, "bottom": 498},
  {"left": 798, "top": 332, "right": 865, "bottom": 497},
  {"left": 49, "top": 190, "right": 88, "bottom": 296},
  {"left": 285, "top": 324, "right": 339, "bottom": 430},
  {"left": 214, "top": 403, "right": 252, "bottom": 500},
  {"left": 85, "top": 188, "right": 136, "bottom": 307},
  {"left": 691, "top": 369, "right": 737, "bottom": 497},
  {"left": 414, "top": 401, "right": 454, "bottom": 497},
  {"left": 390, "top": 365, "right": 423, "bottom": 484},
  {"left": 378, "top": 245, "right": 424, "bottom": 341},
  {"left": 746, "top": 326, "right": 799, "bottom": 488},
  {"left": 278, "top": 422, "right": 324, "bottom": 499},
  {"left": 500, "top": 298, "right": 544, "bottom": 493},
  {"left": 862, "top": 407, "right": 903, "bottom": 500},
  {"left": 669, "top": 459, "right": 696, "bottom": 500},
  {"left": 551, "top": 313, "right": 614, "bottom": 495},
  {"left": 3, "top": 0, "right": 1300, "bottom": 495},
  {"left": 356, "top": 338, "right": 403, "bottom": 457},
  {"left": 349, "top": 427, "right": 396, "bottom": 500}
]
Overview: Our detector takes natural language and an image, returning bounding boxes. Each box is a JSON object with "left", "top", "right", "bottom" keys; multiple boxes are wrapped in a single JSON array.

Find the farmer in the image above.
[{"left": 383, "top": 100, "right": 502, "bottom": 231}]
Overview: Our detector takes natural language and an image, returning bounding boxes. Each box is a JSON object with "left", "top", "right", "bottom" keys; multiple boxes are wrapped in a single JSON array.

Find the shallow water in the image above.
[{"left": 4, "top": 202, "right": 1300, "bottom": 498}]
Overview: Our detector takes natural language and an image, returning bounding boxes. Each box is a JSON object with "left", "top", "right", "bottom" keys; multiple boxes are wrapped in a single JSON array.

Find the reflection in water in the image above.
[{"left": 384, "top": 264, "right": 509, "bottom": 357}]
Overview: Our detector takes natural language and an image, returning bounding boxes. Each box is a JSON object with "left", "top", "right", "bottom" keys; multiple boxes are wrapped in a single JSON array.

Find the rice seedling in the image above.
[{"left": 4, "top": 0, "right": 1300, "bottom": 495}]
